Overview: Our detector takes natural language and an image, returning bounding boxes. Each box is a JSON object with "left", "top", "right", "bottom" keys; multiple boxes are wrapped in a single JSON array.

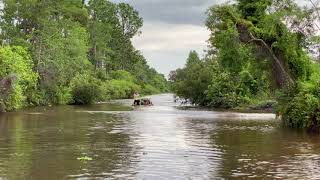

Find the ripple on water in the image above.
[
  {"left": 227, "top": 153, "right": 320, "bottom": 179},
  {"left": 0, "top": 94, "right": 319, "bottom": 179}
]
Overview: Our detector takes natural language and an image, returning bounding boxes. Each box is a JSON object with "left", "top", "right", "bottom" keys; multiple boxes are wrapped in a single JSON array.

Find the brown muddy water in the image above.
[{"left": 0, "top": 94, "right": 319, "bottom": 179}]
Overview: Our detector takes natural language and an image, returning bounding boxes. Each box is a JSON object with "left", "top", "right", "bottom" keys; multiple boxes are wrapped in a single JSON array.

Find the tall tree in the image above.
[
  {"left": 186, "top": 50, "right": 201, "bottom": 65},
  {"left": 116, "top": 3, "right": 143, "bottom": 39},
  {"left": 87, "top": 0, "right": 115, "bottom": 70},
  {"left": 107, "top": 3, "right": 143, "bottom": 71}
]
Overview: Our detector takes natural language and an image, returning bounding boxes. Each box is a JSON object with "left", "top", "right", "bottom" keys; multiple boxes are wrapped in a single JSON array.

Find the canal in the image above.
[{"left": 0, "top": 94, "right": 319, "bottom": 179}]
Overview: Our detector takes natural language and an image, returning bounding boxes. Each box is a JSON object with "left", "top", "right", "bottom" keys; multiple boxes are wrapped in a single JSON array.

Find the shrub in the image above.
[
  {"left": 282, "top": 93, "right": 320, "bottom": 130},
  {"left": 280, "top": 70, "right": 320, "bottom": 131},
  {"left": 141, "top": 84, "right": 160, "bottom": 95},
  {"left": 206, "top": 72, "right": 250, "bottom": 108},
  {"left": 71, "top": 83, "right": 101, "bottom": 105},
  {"left": 3, "top": 85, "right": 24, "bottom": 111},
  {"left": 70, "top": 73, "right": 103, "bottom": 105},
  {"left": 101, "top": 70, "right": 143, "bottom": 99},
  {"left": 110, "top": 70, "right": 135, "bottom": 82},
  {"left": 105, "top": 80, "right": 141, "bottom": 99},
  {"left": 0, "top": 46, "right": 38, "bottom": 111},
  {"left": 41, "top": 86, "right": 73, "bottom": 105}
]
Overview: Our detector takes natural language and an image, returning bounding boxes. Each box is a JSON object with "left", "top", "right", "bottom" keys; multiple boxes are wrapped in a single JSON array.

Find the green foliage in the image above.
[
  {"left": 207, "top": 72, "right": 245, "bottom": 108},
  {"left": 172, "top": 51, "right": 215, "bottom": 105},
  {"left": 274, "top": 32, "right": 312, "bottom": 80},
  {"left": 215, "top": 26, "right": 256, "bottom": 73},
  {"left": 206, "top": 68, "right": 263, "bottom": 108},
  {"left": 116, "top": 3, "right": 143, "bottom": 39},
  {"left": 106, "top": 79, "right": 140, "bottom": 99},
  {"left": 141, "top": 84, "right": 160, "bottom": 95},
  {"left": 206, "top": 4, "right": 241, "bottom": 32},
  {"left": 44, "top": 86, "right": 73, "bottom": 105},
  {"left": 70, "top": 73, "right": 103, "bottom": 105},
  {"left": 4, "top": 85, "right": 24, "bottom": 111},
  {"left": 38, "top": 19, "right": 91, "bottom": 84},
  {"left": 237, "top": 0, "right": 272, "bottom": 23},
  {"left": 147, "top": 74, "right": 169, "bottom": 93},
  {"left": 87, "top": 0, "right": 114, "bottom": 69},
  {"left": 205, "top": 0, "right": 320, "bottom": 132},
  {"left": 173, "top": 18, "right": 271, "bottom": 107},
  {"left": 33, "top": 19, "right": 91, "bottom": 105},
  {"left": 279, "top": 66, "right": 320, "bottom": 130},
  {"left": 85, "top": 1, "right": 168, "bottom": 98},
  {"left": 0, "top": 46, "right": 38, "bottom": 111},
  {"left": 72, "top": 84, "right": 101, "bottom": 105},
  {"left": 87, "top": 70, "right": 141, "bottom": 101},
  {"left": 172, "top": 0, "right": 319, "bottom": 132},
  {"left": 0, "top": 0, "right": 169, "bottom": 111},
  {"left": 110, "top": 70, "right": 135, "bottom": 82},
  {"left": 282, "top": 92, "right": 320, "bottom": 129}
]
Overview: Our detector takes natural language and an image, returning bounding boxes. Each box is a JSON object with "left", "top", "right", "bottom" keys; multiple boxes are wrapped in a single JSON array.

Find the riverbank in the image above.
[
  {"left": 0, "top": 92, "right": 169, "bottom": 113},
  {"left": 175, "top": 99, "right": 277, "bottom": 114}
]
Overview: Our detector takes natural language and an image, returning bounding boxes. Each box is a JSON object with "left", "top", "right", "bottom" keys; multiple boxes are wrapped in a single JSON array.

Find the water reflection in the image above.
[
  {"left": 0, "top": 94, "right": 319, "bottom": 179},
  {"left": 212, "top": 120, "right": 320, "bottom": 179},
  {"left": 0, "top": 104, "right": 137, "bottom": 179}
]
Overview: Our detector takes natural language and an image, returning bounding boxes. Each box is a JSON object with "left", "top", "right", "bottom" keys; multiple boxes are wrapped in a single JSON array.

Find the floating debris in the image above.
[{"left": 77, "top": 156, "right": 93, "bottom": 162}]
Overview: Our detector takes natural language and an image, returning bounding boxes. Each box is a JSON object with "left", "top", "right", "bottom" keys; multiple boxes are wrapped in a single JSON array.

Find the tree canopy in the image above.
[
  {"left": 0, "top": 0, "right": 169, "bottom": 111},
  {"left": 171, "top": 0, "right": 320, "bottom": 131}
]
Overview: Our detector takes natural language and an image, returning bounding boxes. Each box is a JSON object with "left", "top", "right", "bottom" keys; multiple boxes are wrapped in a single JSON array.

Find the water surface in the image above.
[{"left": 0, "top": 94, "right": 319, "bottom": 179}]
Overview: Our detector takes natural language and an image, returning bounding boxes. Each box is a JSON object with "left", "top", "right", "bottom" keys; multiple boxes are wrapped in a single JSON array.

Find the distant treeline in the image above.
[
  {"left": 170, "top": 0, "right": 320, "bottom": 131},
  {"left": 0, "top": 0, "right": 169, "bottom": 111}
]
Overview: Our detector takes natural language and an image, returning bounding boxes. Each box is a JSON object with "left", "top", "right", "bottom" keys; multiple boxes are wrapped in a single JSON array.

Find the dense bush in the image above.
[
  {"left": 0, "top": 46, "right": 38, "bottom": 111},
  {"left": 71, "top": 83, "right": 101, "bottom": 105},
  {"left": 38, "top": 86, "right": 73, "bottom": 105},
  {"left": 141, "top": 84, "right": 160, "bottom": 95},
  {"left": 105, "top": 80, "right": 141, "bottom": 99},
  {"left": 206, "top": 72, "right": 250, "bottom": 108},
  {"left": 280, "top": 67, "right": 320, "bottom": 131},
  {"left": 103, "top": 70, "right": 141, "bottom": 99},
  {"left": 110, "top": 70, "right": 135, "bottom": 82},
  {"left": 70, "top": 74, "right": 104, "bottom": 104},
  {"left": 172, "top": 47, "right": 268, "bottom": 108},
  {"left": 282, "top": 92, "right": 320, "bottom": 130}
]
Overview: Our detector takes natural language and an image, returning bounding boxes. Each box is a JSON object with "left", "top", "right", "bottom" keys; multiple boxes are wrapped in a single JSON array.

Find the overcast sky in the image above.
[
  {"left": 112, "top": 0, "right": 310, "bottom": 76},
  {"left": 109, "top": 0, "right": 221, "bottom": 76}
]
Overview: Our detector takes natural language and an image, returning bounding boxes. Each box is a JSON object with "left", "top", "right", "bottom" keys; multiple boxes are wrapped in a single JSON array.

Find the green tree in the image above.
[
  {"left": 109, "top": 3, "right": 143, "bottom": 71},
  {"left": 36, "top": 19, "right": 91, "bottom": 104},
  {"left": 173, "top": 51, "right": 215, "bottom": 105},
  {"left": 0, "top": 0, "right": 169, "bottom": 108},
  {"left": 87, "top": 0, "right": 115, "bottom": 70},
  {"left": 116, "top": 3, "right": 143, "bottom": 39}
]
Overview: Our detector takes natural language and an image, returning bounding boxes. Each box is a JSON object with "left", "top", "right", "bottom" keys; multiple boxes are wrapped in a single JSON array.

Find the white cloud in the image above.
[
  {"left": 132, "top": 22, "right": 210, "bottom": 76},
  {"left": 134, "top": 22, "right": 209, "bottom": 52}
]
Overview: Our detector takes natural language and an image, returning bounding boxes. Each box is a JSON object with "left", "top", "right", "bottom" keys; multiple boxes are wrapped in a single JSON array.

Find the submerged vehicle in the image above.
[{"left": 133, "top": 98, "right": 153, "bottom": 106}]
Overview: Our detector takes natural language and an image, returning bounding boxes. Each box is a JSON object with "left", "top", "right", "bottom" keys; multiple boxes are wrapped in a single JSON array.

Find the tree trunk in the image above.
[
  {"left": 236, "top": 23, "right": 294, "bottom": 88},
  {"left": 0, "top": 74, "right": 17, "bottom": 112}
]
